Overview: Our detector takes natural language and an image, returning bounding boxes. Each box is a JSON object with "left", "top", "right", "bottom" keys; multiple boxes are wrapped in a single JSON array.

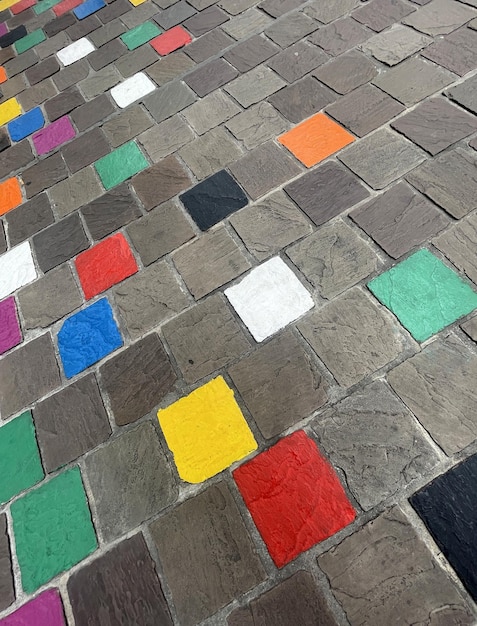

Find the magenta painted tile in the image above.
[
  {"left": 0, "top": 296, "right": 22, "bottom": 355},
  {"left": 0, "top": 589, "right": 66, "bottom": 625},
  {"left": 32, "top": 116, "right": 76, "bottom": 155},
  {"left": 0, "top": 24, "right": 8, "bottom": 37}
]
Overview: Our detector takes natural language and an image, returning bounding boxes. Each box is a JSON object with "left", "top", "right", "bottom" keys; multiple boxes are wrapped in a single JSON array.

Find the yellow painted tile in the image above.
[
  {"left": 129, "top": 0, "right": 146, "bottom": 6},
  {"left": 158, "top": 376, "right": 257, "bottom": 483},
  {"left": 0, "top": 0, "right": 19, "bottom": 10},
  {"left": 0, "top": 98, "right": 21, "bottom": 126}
]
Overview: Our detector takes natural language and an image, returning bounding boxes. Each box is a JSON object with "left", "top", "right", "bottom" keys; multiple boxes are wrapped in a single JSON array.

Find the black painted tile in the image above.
[
  {"left": 0, "top": 26, "right": 27, "bottom": 48},
  {"left": 33, "top": 213, "right": 89, "bottom": 273}
]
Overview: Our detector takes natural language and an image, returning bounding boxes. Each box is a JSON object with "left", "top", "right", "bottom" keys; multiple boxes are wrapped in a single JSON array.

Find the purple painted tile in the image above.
[
  {"left": 32, "top": 116, "right": 76, "bottom": 155},
  {"left": 0, "top": 589, "right": 66, "bottom": 625},
  {"left": 0, "top": 297, "right": 22, "bottom": 355},
  {"left": 0, "top": 24, "right": 8, "bottom": 37}
]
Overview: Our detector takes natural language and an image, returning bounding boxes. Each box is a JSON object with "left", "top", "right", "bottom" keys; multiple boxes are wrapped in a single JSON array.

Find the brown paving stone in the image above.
[
  {"left": 22, "top": 153, "right": 68, "bottom": 199},
  {"left": 421, "top": 25, "right": 477, "bottom": 75},
  {"left": 33, "top": 213, "right": 89, "bottom": 273},
  {"left": 44, "top": 86, "right": 85, "bottom": 122},
  {"left": 36, "top": 33, "right": 70, "bottom": 61},
  {"left": 179, "top": 127, "right": 243, "bottom": 180},
  {"left": 313, "top": 49, "right": 378, "bottom": 94},
  {"left": 226, "top": 101, "right": 289, "bottom": 149},
  {"left": 0, "top": 140, "right": 34, "bottom": 179},
  {"left": 61, "top": 127, "right": 110, "bottom": 173},
  {"left": 184, "top": 28, "right": 234, "bottom": 63},
  {"left": 154, "top": 0, "right": 196, "bottom": 29},
  {"left": 447, "top": 73, "right": 477, "bottom": 114},
  {"left": 144, "top": 80, "right": 196, "bottom": 122},
  {"left": 5, "top": 193, "right": 54, "bottom": 247},
  {"left": 221, "top": 8, "right": 273, "bottom": 39},
  {"left": 434, "top": 212, "right": 477, "bottom": 285},
  {"left": 353, "top": 0, "right": 416, "bottom": 31},
  {"left": 403, "top": 0, "right": 476, "bottom": 35},
  {"left": 67, "top": 14, "right": 101, "bottom": 40},
  {"left": 310, "top": 17, "right": 370, "bottom": 56},
  {"left": 71, "top": 94, "right": 116, "bottom": 133},
  {"left": 1, "top": 74, "right": 27, "bottom": 100},
  {"left": 5, "top": 49, "right": 38, "bottom": 78},
  {"left": 0, "top": 334, "right": 61, "bottom": 418},
  {"left": 68, "top": 533, "right": 173, "bottom": 626},
  {"left": 0, "top": 514, "right": 14, "bottom": 612},
  {"left": 184, "top": 57, "right": 238, "bottom": 97},
  {"left": 53, "top": 60, "right": 90, "bottom": 92},
  {"left": 49, "top": 167, "right": 103, "bottom": 218},
  {"left": 360, "top": 24, "right": 432, "bottom": 65},
  {"left": 183, "top": 90, "right": 240, "bottom": 135},
  {"left": 115, "top": 45, "right": 157, "bottom": 79},
  {"left": 269, "top": 75, "right": 336, "bottom": 123},
  {"left": 305, "top": 0, "right": 359, "bottom": 22},
  {"left": 103, "top": 104, "right": 153, "bottom": 148},
  {"left": 17, "top": 77, "right": 58, "bottom": 111},
  {"left": 132, "top": 157, "right": 191, "bottom": 210},
  {"left": 163, "top": 293, "right": 252, "bottom": 383},
  {"left": 146, "top": 51, "right": 196, "bottom": 85},
  {"left": 79, "top": 65, "right": 121, "bottom": 99},
  {"left": 44, "top": 13, "right": 76, "bottom": 37},
  {"left": 25, "top": 56, "right": 61, "bottom": 86},
  {"left": 81, "top": 184, "right": 142, "bottom": 241},
  {"left": 267, "top": 41, "right": 328, "bottom": 83},
  {"left": 223, "top": 34, "right": 279, "bottom": 72},
  {"left": 265, "top": 11, "right": 318, "bottom": 48},
  {"left": 184, "top": 5, "right": 229, "bottom": 36},
  {"left": 138, "top": 115, "right": 194, "bottom": 162},
  {"left": 149, "top": 482, "right": 265, "bottom": 626},
  {"left": 0, "top": 129, "right": 9, "bottom": 154}
]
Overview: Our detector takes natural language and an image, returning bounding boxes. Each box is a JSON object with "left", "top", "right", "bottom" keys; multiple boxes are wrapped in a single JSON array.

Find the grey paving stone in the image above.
[
  {"left": 89, "top": 18, "right": 126, "bottom": 47},
  {"left": 267, "top": 41, "right": 328, "bottom": 82},
  {"left": 61, "top": 128, "right": 110, "bottom": 174},
  {"left": 44, "top": 13, "right": 76, "bottom": 38},
  {"left": 288, "top": 220, "right": 378, "bottom": 299},
  {"left": 223, "top": 34, "right": 279, "bottom": 72},
  {"left": 146, "top": 51, "right": 196, "bottom": 85},
  {"left": 144, "top": 79, "right": 196, "bottom": 122},
  {"left": 285, "top": 161, "right": 369, "bottom": 225},
  {"left": 297, "top": 288, "right": 414, "bottom": 387},
  {"left": 230, "top": 190, "right": 312, "bottom": 260},
  {"left": 149, "top": 482, "right": 265, "bottom": 626},
  {"left": 447, "top": 73, "right": 477, "bottom": 114},
  {"left": 0, "top": 513, "right": 14, "bottom": 612},
  {"left": 71, "top": 94, "right": 116, "bottom": 133},
  {"left": 310, "top": 17, "right": 370, "bottom": 56},
  {"left": 221, "top": 8, "right": 273, "bottom": 39},
  {"left": 18, "top": 264, "right": 83, "bottom": 329},
  {"left": 132, "top": 157, "right": 191, "bottom": 210},
  {"left": 162, "top": 293, "right": 252, "bottom": 383},
  {"left": 338, "top": 128, "right": 426, "bottom": 190},
  {"left": 189, "top": 0, "right": 216, "bottom": 9},
  {"left": 102, "top": 104, "right": 153, "bottom": 149},
  {"left": 353, "top": 0, "right": 416, "bottom": 31},
  {"left": 44, "top": 86, "right": 85, "bottom": 122},
  {"left": 79, "top": 64, "right": 121, "bottom": 99},
  {"left": 0, "top": 224, "right": 6, "bottom": 255},
  {"left": 226, "top": 101, "right": 289, "bottom": 149},
  {"left": 98, "top": 0, "right": 130, "bottom": 23},
  {"left": 85, "top": 421, "right": 178, "bottom": 540},
  {"left": 121, "top": 2, "right": 158, "bottom": 28},
  {"left": 0, "top": 139, "right": 34, "bottom": 179},
  {"left": 33, "top": 213, "right": 89, "bottom": 273},
  {"left": 434, "top": 212, "right": 477, "bottom": 285},
  {"left": 327, "top": 84, "right": 404, "bottom": 137},
  {"left": 259, "top": 0, "right": 305, "bottom": 16},
  {"left": 5, "top": 193, "right": 54, "bottom": 247},
  {"left": 265, "top": 11, "right": 318, "bottom": 48},
  {"left": 318, "top": 507, "right": 475, "bottom": 625},
  {"left": 22, "top": 153, "right": 68, "bottom": 199},
  {"left": 403, "top": 0, "right": 476, "bottom": 35},
  {"left": 138, "top": 114, "right": 194, "bottom": 162},
  {"left": 33, "top": 373, "right": 110, "bottom": 473},
  {"left": 360, "top": 24, "right": 432, "bottom": 65},
  {"left": 225, "top": 64, "right": 285, "bottom": 108},
  {"left": 462, "top": 315, "right": 477, "bottom": 341},
  {"left": 17, "top": 77, "right": 58, "bottom": 111},
  {"left": 229, "top": 140, "right": 301, "bottom": 200},
  {"left": 48, "top": 166, "right": 103, "bottom": 218},
  {"left": 67, "top": 14, "right": 100, "bottom": 40},
  {"left": 314, "top": 50, "right": 378, "bottom": 94},
  {"left": 373, "top": 57, "right": 455, "bottom": 106},
  {"left": 269, "top": 75, "right": 336, "bottom": 123},
  {"left": 52, "top": 60, "right": 90, "bottom": 92},
  {"left": 5, "top": 49, "right": 38, "bottom": 78},
  {"left": 0, "top": 334, "right": 61, "bottom": 419},
  {"left": 115, "top": 45, "right": 157, "bottom": 79},
  {"left": 183, "top": 28, "right": 234, "bottom": 63},
  {"left": 183, "top": 90, "right": 240, "bottom": 135},
  {"left": 305, "top": 0, "right": 359, "bottom": 22},
  {"left": 127, "top": 200, "right": 195, "bottom": 266},
  {"left": 220, "top": 0, "right": 258, "bottom": 14},
  {"left": 1, "top": 73, "right": 27, "bottom": 100},
  {"left": 184, "top": 58, "right": 238, "bottom": 97},
  {"left": 184, "top": 5, "right": 229, "bottom": 35},
  {"left": 36, "top": 32, "right": 70, "bottom": 60},
  {"left": 0, "top": 129, "right": 8, "bottom": 154},
  {"left": 179, "top": 127, "right": 243, "bottom": 180},
  {"left": 89, "top": 38, "right": 126, "bottom": 72},
  {"left": 351, "top": 182, "right": 449, "bottom": 258},
  {"left": 314, "top": 381, "right": 439, "bottom": 509},
  {"left": 154, "top": 0, "right": 196, "bottom": 29},
  {"left": 80, "top": 183, "right": 141, "bottom": 241}
]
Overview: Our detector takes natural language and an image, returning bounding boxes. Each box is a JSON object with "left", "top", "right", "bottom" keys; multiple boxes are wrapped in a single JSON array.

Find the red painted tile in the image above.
[
  {"left": 75, "top": 233, "right": 138, "bottom": 300},
  {"left": 233, "top": 430, "right": 356, "bottom": 568},
  {"left": 11, "top": 0, "right": 36, "bottom": 14},
  {"left": 53, "top": 0, "right": 82, "bottom": 16},
  {"left": 150, "top": 26, "right": 192, "bottom": 56}
]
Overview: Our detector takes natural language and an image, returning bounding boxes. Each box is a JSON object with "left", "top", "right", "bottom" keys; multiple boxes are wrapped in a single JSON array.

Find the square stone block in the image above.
[
  {"left": 80, "top": 183, "right": 142, "bottom": 241},
  {"left": 94, "top": 141, "right": 149, "bottom": 190},
  {"left": 421, "top": 26, "right": 477, "bottom": 76},
  {"left": 178, "top": 126, "right": 243, "bottom": 181},
  {"left": 360, "top": 24, "right": 431, "bottom": 65},
  {"left": 269, "top": 75, "right": 336, "bottom": 123},
  {"left": 403, "top": 0, "right": 476, "bottom": 36},
  {"left": 433, "top": 212, "right": 477, "bottom": 285},
  {"left": 309, "top": 17, "right": 370, "bottom": 56},
  {"left": 0, "top": 589, "right": 66, "bottom": 626},
  {"left": 314, "top": 50, "right": 378, "bottom": 95}
]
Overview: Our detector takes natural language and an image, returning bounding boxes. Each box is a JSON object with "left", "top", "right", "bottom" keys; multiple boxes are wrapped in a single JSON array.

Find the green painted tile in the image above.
[
  {"left": 34, "top": 0, "right": 62, "bottom": 13},
  {"left": 94, "top": 141, "right": 148, "bottom": 190},
  {"left": 0, "top": 411, "right": 44, "bottom": 505},
  {"left": 14, "top": 29, "right": 46, "bottom": 54},
  {"left": 11, "top": 467, "right": 97, "bottom": 593},
  {"left": 368, "top": 248, "right": 477, "bottom": 342},
  {"left": 120, "top": 21, "right": 161, "bottom": 51}
]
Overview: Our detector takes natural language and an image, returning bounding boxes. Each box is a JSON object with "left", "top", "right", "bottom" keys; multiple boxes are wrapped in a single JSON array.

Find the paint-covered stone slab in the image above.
[
  {"left": 110, "top": 72, "right": 156, "bottom": 107},
  {"left": 0, "top": 296, "right": 21, "bottom": 355},
  {"left": 8, "top": 107, "right": 44, "bottom": 142},
  {"left": 151, "top": 26, "right": 192, "bottom": 55},
  {"left": 14, "top": 29, "right": 45, "bottom": 54},
  {"left": 94, "top": 141, "right": 149, "bottom": 189},
  {"left": 32, "top": 116, "right": 76, "bottom": 155},
  {"left": 73, "top": 0, "right": 106, "bottom": 18},
  {"left": 120, "top": 21, "right": 161, "bottom": 50},
  {"left": 0, "top": 241, "right": 37, "bottom": 301},
  {"left": 0, "top": 589, "right": 66, "bottom": 626},
  {"left": 57, "top": 38, "right": 95, "bottom": 66},
  {"left": 0, "top": 98, "right": 21, "bottom": 126}
]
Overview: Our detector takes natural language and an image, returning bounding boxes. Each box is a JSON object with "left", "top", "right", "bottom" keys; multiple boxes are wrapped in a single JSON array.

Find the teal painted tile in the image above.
[
  {"left": 14, "top": 29, "right": 46, "bottom": 53},
  {"left": 34, "top": 0, "right": 61, "bottom": 13},
  {"left": 11, "top": 467, "right": 97, "bottom": 593},
  {"left": 120, "top": 21, "right": 161, "bottom": 51},
  {"left": 94, "top": 141, "right": 148, "bottom": 190},
  {"left": 0, "top": 411, "right": 44, "bottom": 505},
  {"left": 368, "top": 248, "right": 477, "bottom": 342}
]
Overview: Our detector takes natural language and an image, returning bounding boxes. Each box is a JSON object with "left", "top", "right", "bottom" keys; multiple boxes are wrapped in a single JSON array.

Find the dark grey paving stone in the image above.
[
  {"left": 285, "top": 161, "right": 369, "bottom": 225},
  {"left": 5, "top": 49, "right": 38, "bottom": 78},
  {"left": 33, "top": 213, "right": 89, "bottom": 273},
  {"left": 44, "top": 86, "right": 85, "bottom": 122},
  {"left": 149, "top": 482, "right": 265, "bottom": 626},
  {"left": 0, "top": 514, "right": 14, "bottom": 612},
  {"left": 259, "top": 0, "right": 305, "bottom": 17},
  {"left": 223, "top": 34, "right": 279, "bottom": 72},
  {"left": 34, "top": 374, "right": 110, "bottom": 473},
  {"left": 221, "top": 8, "right": 273, "bottom": 40},
  {"left": 310, "top": 17, "right": 370, "bottom": 56},
  {"left": 305, "top": 0, "right": 359, "bottom": 23},
  {"left": 81, "top": 183, "right": 141, "bottom": 241},
  {"left": 0, "top": 128, "right": 10, "bottom": 153},
  {"left": 0, "top": 25, "right": 27, "bottom": 48},
  {"left": 44, "top": 13, "right": 76, "bottom": 38},
  {"left": 144, "top": 80, "right": 196, "bottom": 121},
  {"left": 319, "top": 507, "right": 475, "bottom": 625},
  {"left": 132, "top": 157, "right": 191, "bottom": 210},
  {"left": 353, "top": 0, "right": 416, "bottom": 31},
  {"left": 228, "top": 571, "right": 338, "bottom": 626},
  {"left": 146, "top": 51, "right": 196, "bottom": 85},
  {"left": 447, "top": 73, "right": 477, "bottom": 114},
  {"left": 89, "top": 18, "right": 126, "bottom": 47},
  {"left": 184, "top": 58, "right": 238, "bottom": 97},
  {"left": 22, "top": 153, "right": 68, "bottom": 199},
  {"left": 25, "top": 56, "right": 61, "bottom": 86},
  {"left": 434, "top": 212, "right": 477, "bottom": 285},
  {"left": 391, "top": 97, "right": 477, "bottom": 155},
  {"left": 184, "top": 5, "right": 229, "bottom": 36},
  {"left": 115, "top": 45, "right": 157, "bottom": 78},
  {"left": 462, "top": 315, "right": 477, "bottom": 341},
  {"left": 360, "top": 24, "right": 432, "bottom": 66},
  {"left": 139, "top": 114, "right": 194, "bottom": 162},
  {"left": 0, "top": 140, "right": 34, "bottom": 179},
  {"left": 79, "top": 65, "right": 121, "bottom": 99},
  {"left": 403, "top": 0, "right": 476, "bottom": 36},
  {"left": 61, "top": 128, "right": 110, "bottom": 174},
  {"left": 0, "top": 334, "right": 61, "bottom": 418},
  {"left": 421, "top": 26, "right": 477, "bottom": 75},
  {"left": 269, "top": 75, "right": 336, "bottom": 123},
  {"left": 68, "top": 532, "right": 173, "bottom": 626},
  {"left": 89, "top": 38, "right": 126, "bottom": 71},
  {"left": 267, "top": 41, "right": 328, "bottom": 83},
  {"left": 0, "top": 224, "right": 6, "bottom": 254},
  {"left": 183, "top": 28, "right": 234, "bottom": 63},
  {"left": 5, "top": 193, "right": 54, "bottom": 247},
  {"left": 314, "top": 50, "right": 378, "bottom": 94},
  {"left": 71, "top": 94, "right": 116, "bottom": 133},
  {"left": 265, "top": 11, "right": 318, "bottom": 48},
  {"left": 98, "top": 0, "right": 130, "bottom": 23},
  {"left": 67, "top": 14, "right": 101, "bottom": 40},
  {"left": 154, "top": 0, "right": 196, "bottom": 29},
  {"left": 121, "top": 3, "right": 157, "bottom": 28}
]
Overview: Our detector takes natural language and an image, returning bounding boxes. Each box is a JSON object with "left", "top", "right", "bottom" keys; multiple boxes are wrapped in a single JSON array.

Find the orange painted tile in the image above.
[
  {"left": 0, "top": 177, "right": 22, "bottom": 216},
  {"left": 0, "top": 67, "right": 6, "bottom": 84},
  {"left": 278, "top": 113, "right": 355, "bottom": 168}
]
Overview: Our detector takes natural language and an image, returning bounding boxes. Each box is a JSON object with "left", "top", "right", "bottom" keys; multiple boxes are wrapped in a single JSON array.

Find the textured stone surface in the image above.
[
  {"left": 48, "top": 166, "right": 103, "bottom": 218},
  {"left": 360, "top": 24, "right": 431, "bottom": 65},
  {"left": 0, "top": 514, "right": 13, "bottom": 613},
  {"left": 44, "top": 87, "right": 84, "bottom": 122},
  {"left": 314, "top": 49, "right": 378, "bottom": 94},
  {"left": 144, "top": 79, "right": 196, "bottom": 121},
  {"left": 184, "top": 58, "right": 238, "bottom": 97},
  {"left": 81, "top": 184, "right": 141, "bottom": 240},
  {"left": 223, "top": 33, "right": 278, "bottom": 72},
  {"left": 462, "top": 316, "right": 477, "bottom": 341},
  {"left": 138, "top": 114, "right": 194, "bottom": 162},
  {"left": 68, "top": 533, "right": 173, "bottom": 626},
  {"left": 0, "top": 297, "right": 21, "bottom": 355},
  {"left": 103, "top": 104, "right": 153, "bottom": 148},
  {"left": 353, "top": 0, "right": 416, "bottom": 31},
  {"left": 269, "top": 75, "right": 336, "bottom": 123},
  {"left": 95, "top": 140, "right": 149, "bottom": 190},
  {"left": 310, "top": 17, "right": 370, "bottom": 56},
  {"left": 225, "top": 65, "right": 285, "bottom": 108},
  {"left": 33, "top": 213, "right": 89, "bottom": 273},
  {"left": 149, "top": 482, "right": 265, "bottom": 626},
  {"left": 22, "top": 152, "right": 68, "bottom": 198},
  {"left": 132, "top": 156, "right": 191, "bottom": 210},
  {"left": 421, "top": 26, "right": 477, "bottom": 75},
  {"left": 146, "top": 50, "right": 195, "bottom": 84},
  {"left": 183, "top": 29, "right": 232, "bottom": 63},
  {"left": 403, "top": 0, "right": 476, "bottom": 35},
  {"left": 179, "top": 126, "right": 243, "bottom": 180},
  {"left": 61, "top": 127, "right": 110, "bottom": 173},
  {"left": 447, "top": 74, "right": 477, "bottom": 114},
  {"left": 267, "top": 41, "right": 328, "bottom": 82},
  {"left": 265, "top": 11, "right": 317, "bottom": 47},
  {"left": 433, "top": 213, "right": 477, "bottom": 285},
  {"left": 0, "top": 589, "right": 65, "bottom": 626},
  {"left": 319, "top": 507, "right": 474, "bottom": 625},
  {"left": 225, "top": 101, "right": 289, "bottom": 150},
  {"left": 183, "top": 90, "right": 240, "bottom": 136},
  {"left": 222, "top": 7, "right": 272, "bottom": 39}
]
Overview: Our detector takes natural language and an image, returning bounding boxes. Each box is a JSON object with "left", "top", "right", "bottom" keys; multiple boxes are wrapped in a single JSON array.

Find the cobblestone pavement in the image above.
[{"left": 0, "top": 0, "right": 477, "bottom": 622}]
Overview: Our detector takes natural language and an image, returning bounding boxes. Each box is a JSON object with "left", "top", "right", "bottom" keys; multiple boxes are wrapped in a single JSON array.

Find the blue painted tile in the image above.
[
  {"left": 73, "top": 0, "right": 106, "bottom": 19},
  {"left": 58, "top": 298, "right": 122, "bottom": 378},
  {"left": 8, "top": 107, "right": 44, "bottom": 142}
]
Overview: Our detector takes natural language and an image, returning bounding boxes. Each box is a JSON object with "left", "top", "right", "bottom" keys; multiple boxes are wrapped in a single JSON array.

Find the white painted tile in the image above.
[
  {"left": 110, "top": 72, "right": 156, "bottom": 108},
  {"left": 57, "top": 38, "right": 96, "bottom": 66},
  {"left": 0, "top": 242, "right": 37, "bottom": 300},
  {"left": 225, "top": 256, "right": 314, "bottom": 342}
]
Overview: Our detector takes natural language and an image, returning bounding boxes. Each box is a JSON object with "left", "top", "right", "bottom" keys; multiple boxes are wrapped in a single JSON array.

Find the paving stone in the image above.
[
  {"left": 49, "top": 166, "right": 103, "bottom": 217},
  {"left": 285, "top": 160, "right": 369, "bottom": 225},
  {"left": 25, "top": 56, "right": 60, "bottom": 86},
  {"left": 318, "top": 507, "right": 474, "bottom": 625},
  {"left": 32, "top": 115, "right": 76, "bottom": 156},
  {"left": 3, "top": 588, "right": 63, "bottom": 626},
  {"left": 184, "top": 28, "right": 233, "bottom": 62},
  {"left": 88, "top": 38, "right": 125, "bottom": 71},
  {"left": 81, "top": 183, "right": 141, "bottom": 240},
  {"left": 1, "top": 74, "right": 27, "bottom": 101},
  {"left": 228, "top": 571, "right": 338, "bottom": 626},
  {"left": 403, "top": 0, "right": 476, "bottom": 35},
  {"left": 266, "top": 41, "right": 327, "bottom": 83},
  {"left": 33, "top": 213, "right": 89, "bottom": 273},
  {"left": 68, "top": 533, "right": 173, "bottom": 626},
  {"left": 89, "top": 18, "right": 126, "bottom": 46},
  {"left": 222, "top": 7, "right": 272, "bottom": 39},
  {"left": 115, "top": 44, "right": 157, "bottom": 78},
  {"left": 5, "top": 48, "right": 38, "bottom": 77},
  {"left": 154, "top": 0, "right": 196, "bottom": 29},
  {"left": 71, "top": 93, "right": 116, "bottom": 132},
  {"left": 0, "top": 241, "right": 37, "bottom": 301},
  {"left": 0, "top": 224, "right": 6, "bottom": 254},
  {"left": 223, "top": 33, "right": 278, "bottom": 72},
  {"left": 360, "top": 24, "right": 432, "bottom": 65},
  {"left": 184, "top": 57, "right": 238, "bottom": 97},
  {"left": 0, "top": 26, "right": 27, "bottom": 48},
  {"left": 304, "top": 0, "right": 359, "bottom": 22},
  {"left": 0, "top": 333, "right": 60, "bottom": 418},
  {"left": 57, "top": 37, "right": 96, "bottom": 66},
  {"left": 314, "top": 50, "right": 378, "bottom": 95},
  {"left": 339, "top": 127, "right": 426, "bottom": 190},
  {"left": 184, "top": 5, "right": 229, "bottom": 36},
  {"left": 310, "top": 17, "right": 370, "bottom": 56},
  {"left": 121, "top": 3, "right": 158, "bottom": 28},
  {"left": 0, "top": 98, "right": 21, "bottom": 128},
  {"left": 288, "top": 220, "right": 378, "bottom": 298},
  {"left": 179, "top": 126, "right": 243, "bottom": 180},
  {"left": 352, "top": 182, "right": 449, "bottom": 258},
  {"left": 127, "top": 199, "right": 194, "bottom": 264},
  {"left": 259, "top": 0, "right": 305, "bottom": 16},
  {"left": 189, "top": 0, "right": 219, "bottom": 9},
  {"left": 95, "top": 140, "right": 148, "bottom": 190},
  {"left": 225, "top": 64, "right": 285, "bottom": 107},
  {"left": 353, "top": 0, "right": 416, "bottom": 31},
  {"left": 53, "top": 59, "right": 89, "bottom": 91},
  {"left": 184, "top": 91, "right": 239, "bottom": 138},
  {"left": 138, "top": 115, "right": 193, "bottom": 163},
  {"left": 269, "top": 75, "right": 336, "bottom": 123},
  {"left": 18, "top": 264, "right": 83, "bottom": 329},
  {"left": 15, "top": 29, "right": 46, "bottom": 54},
  {"left": 391, "top": 97, "right": 477, "bottom": 155},
  {"left": 146, "top": 50, "right": 195, "bottom": 84},
  {"left": 61, "top": 127, "right": 109, "bottom": 174},
  {"left": 434, "top": 213, "right": 477, "bottom": 286},
  {"left": 132, "top": 156, "right": 190, "bottom": 210},
  {"left": 44, "top": 13, "right": 76, "bottom": 37},
  {"left": 0, "top": 514, "right": 14, "bottom": 612},
  {"left": 163, "top": 293, "right": 251, "bottom": 382},
  {"left": 0, "top": 296, "right": 21, "bottom": 355},
  {"left": 422, "top": 24, "right": 477, "bottom": 75},
  {"left": 66, "top": 15, "right": 100, "bottom": 40},
  {"left": 226, "top": 101, "right": 288, "bottom": 149},
  {"left": 98, "top": 0, "right": 129, "bottom": 23},
  {"left": 79, "top": 64, "right": 121, "bottom": 98},
  {"left": 0, "top": 177, "right": 22, "bottom": 217},
  {"left": 43, "top": 87, "right": 84, "bottom": 123},
  {"left": 149, "top": 482, "right": 265, "bottom": 626},
  {"left": 36, "top": 34, "right": 71, "bottom": 63},
  {"left": 74, "top": 0, "right": 107, "bottom": 19},
  {"left": 110, "top": 71, "right": 156, "bottom": 108},
  {"left": 103, "top": 104, "right": 152, "bottom": 148},
  {"left": 462, "top": 315, "right": 477, "bottom": 341},
  {"left": 5, "top": 192, "right": 54, "bottom": 246},
  {"left": 17, "top": 78, "right": 58, "bottom": 111},
  {"left": 144, "top": 79, "right": 195, "bottom": 120},
  {"left": 120, "top": 20, "right": 160, "bottom": 50},
  {"left": 447, "top": 73, "right": 477, "bottom": 114},
  {"left": 406, "top": 148, "right": 477, "bottom": 218}
]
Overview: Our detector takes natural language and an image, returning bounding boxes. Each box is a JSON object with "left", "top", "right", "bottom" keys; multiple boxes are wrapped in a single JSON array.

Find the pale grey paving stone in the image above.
[
  {"left": 304, "top": 0, "right": 359, "bottom": 23},
  {"left": 314, "top": 50, "right": 378, "bottom": 94},
  {"left": 225, "top": 101, "right": 289, "bottom": 149},
  {"left": 403, "top": 0, "right": 476, "bottom": 36},
  {"left": 269, "top": 75, "right": 337, "bottom": 123},
  {"left": 36, "top": 32, "right": 70, "bottom": 61},
  {"left": 287, "top": 220, "right": 378, "bottom": 300},
  {"left": 138, "top": 114, "right": 195, "bottom": 162},
  {"left": 259, "top": 0, "right": 305, "bottom": 16},
  {"left": 183, "top": 29, "right": 234, "bottom": 64},
  {"left": 447, "top": 73, "right": 477, "bottom": 114},
  {"left": 388, "top": 334, "right": 477, "bottom": 455},
  {"left": 52, "top": 60, "right": 90, "bottom": 92},
  {"left": 224, "top": 64, "right": 285, "bottom": 108},
  {"left": 103, "top": 104, "right": 154, "bottom": 148},
  {"left": 146, "top": 51, "right": 196, "bottom": 85},
  {"left": 79, "top": 64, "right": 122, "bottom": 99},
  {"left": 48, "top": 167, "right": 103, "bottom": 218},
  {"left": 89, "top": 19, "right": 126, "bottom": 47},
  {"left": 188, "top": 0, "right": 216, "bottom": 9},
  {"left": 266, "top": 41, "right": 328, "bottom": 83},
  {"left": 265, "top": 11, "right": 318, "bottom": 48},
  {"left": 221, "top": 8, "right": 273, "bottom": 39},
  {"left": 309, "top": 17, "right": 371, "bottom": 56},
  {"left": 172, "top": 226, "right": 251, "bottom": 298},
  {"left": 338, "top": 128, "right": 426, "bottom": 190},
  {"left": 433, "top": 212, "right": 477, "bottom": 285},
  {"left": 17, "top": 78, "right": 58, "bottom": 111},
  {"left": 373, "top": 57, "right": 456, "bottom": 106},
  {"left": 352, "top": 0, "right": 416, "bottom": 32},
  {"left": 360, "top": 24, "right": 432, "bottom": 65},
  {"left": 462, "top": 315, "right": 477, "bottom": 341},
  {"left": 184, "top": 58, "right": 239, "bottom": 97},
  {"left": 314, "top": 380, "right": 439, "bottom": 509},
  {"left": 112, "top": 260, "right": 189, "bottom": 338},
  {"left": 183, "top": 90, "right": 241, "bottom": 135},
  {"left": 223, "top": 34, "right": 279, "bottom": 72},
  {"left": 143, "top": 80, "right": 196, "bottom": 123},
  {"left": 318, "top": 507, "right": 475, "bottom": 625},
  {"left": 154, "top": 1, "right": 196, "bottom": 29},
  {"left": 421, "top": 25, "right": 477, "bottom": 76},
  {"left": 220, "top": 0, "right": 259, "bottom": 15},
  {"left": 179, "top": 127, "right": 243, "bottom": 180},
  {"left": 297, "top": 287, "right": 415, "bottom": 387},
  {"left": 121, "top": 2, "right": 159, "bottom": 28},
  {"left": 115, "top": 46, "right": 158, "bottom": 79}
]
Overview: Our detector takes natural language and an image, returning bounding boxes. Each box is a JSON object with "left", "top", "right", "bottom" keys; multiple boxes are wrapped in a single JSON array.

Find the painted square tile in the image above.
[
  {"left": 0, "top": 589, "right": 65, "bottom": 626},
  {"left": 0, "top": 296, "right": 22, "bottom": 354}
]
